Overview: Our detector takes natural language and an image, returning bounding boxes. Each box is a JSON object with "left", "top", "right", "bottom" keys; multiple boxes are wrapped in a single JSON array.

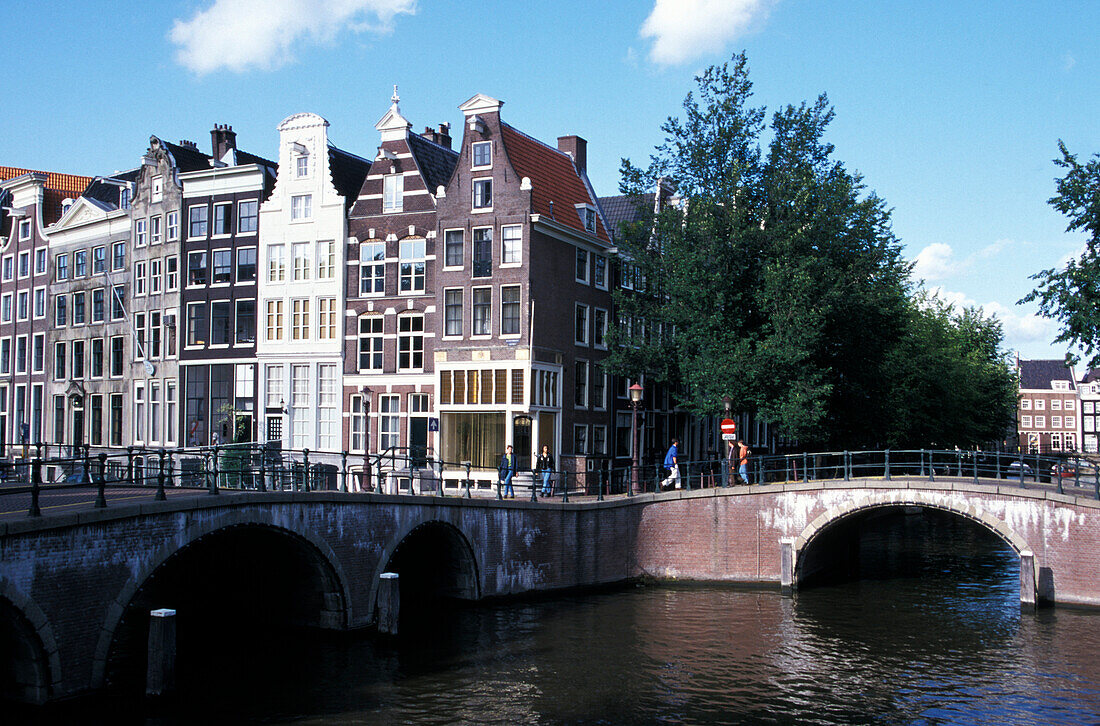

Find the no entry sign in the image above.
[{"left": 721, "top": 418, "right": 737, "bottom": 441}]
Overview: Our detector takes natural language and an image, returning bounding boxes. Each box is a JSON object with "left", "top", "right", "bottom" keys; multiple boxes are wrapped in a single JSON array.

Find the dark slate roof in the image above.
[
  {"left": 1019, "top": 359, "right": 1076, "bottom": 390},
  {"left": 82, "top": 168, "right": 140, "bottom": 208},
  {"left": 1081, "top": 369, "right": 1100, "bottom": 384},
  {"left": 236, "top": 149, "right": 277, "bottom": 172},
  {"left": 598, "top": 193, "right": 655, "bottom": 241},
  {"left": 160, "top": 139, "right": 213, "bottom": 173},
  {"left": 407, "top": 132, "right": 458, "bottom": 193},
  {"left": 328, "top": 145, "right": 372, "bottom": 207}
]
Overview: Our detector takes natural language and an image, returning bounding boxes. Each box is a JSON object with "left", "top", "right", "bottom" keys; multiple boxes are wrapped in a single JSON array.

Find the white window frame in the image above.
[
  {"left": 383, "top": 174, "right": 404, "bottom": 213},
  {"left": 472, "top": 177, "right": 492, "bottom": 211},
  {"left": 501, "top": 224, "right": 521, "bottom": 266},
  {"left": 291, "top": 194, "right": 312, "bottom": 221},
  {"left": 471, "top": 141, "right": 492, "bottom": 169},
  {"left": 575, "top": 303, "right": 589, "bottom": 346}
]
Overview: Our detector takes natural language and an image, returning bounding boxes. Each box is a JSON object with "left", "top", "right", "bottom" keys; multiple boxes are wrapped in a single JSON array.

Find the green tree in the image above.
[
  {"left": 1021, "top": 141, "right": 1100, "bottom": 367},
  {"left": 605, "top": 53, "right": 912, "bottom": 448}
]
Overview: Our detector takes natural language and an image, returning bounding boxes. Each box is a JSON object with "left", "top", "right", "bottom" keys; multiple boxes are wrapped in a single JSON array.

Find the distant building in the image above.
[
  {"left": 1078, "top": 369, "right": 1100, "bottom": 454},
  {"left": 1017, "top": 358, "right": 1078, "bottom": 453}
]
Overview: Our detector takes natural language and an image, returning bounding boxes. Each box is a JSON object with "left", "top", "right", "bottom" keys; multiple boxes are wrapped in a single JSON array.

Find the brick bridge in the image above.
[{"left": 3, "top": 475, "right": 1100, "bottom": 703}]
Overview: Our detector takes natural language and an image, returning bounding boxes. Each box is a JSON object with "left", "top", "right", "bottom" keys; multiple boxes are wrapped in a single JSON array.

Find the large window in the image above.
[
  {"left": 110, "top": 394, "right": 123, "bottom": 446},
  {"left": 575, "top": 304, "right": 589, "bottom": 345},
  {"left": 111, "top": 286, "right": 125, "bottom": 320},
  {"left": 73, "top": 292, "right": 86, "bottom": 325},
  {"left": 237, "top": 248, "right": 256, "bottom": 283},
  {"left": 473, "top": 178, "right": 492, "bottom": 209},
  {"left": 54, "top": 295, "right": 66, "bottom": 327},
  {"left": 110, "top": 337, "right": 124, "bottom": 377},
  {"left": 501, "top": 285, "right": 520, "bottom": 335},
  {"left": 399, "top": 238, "right": 425, "bottom": 292},
  {"left": 291, "top": 194, "right": 312, "bottom": 220},
  {"left": 359, "top": 242, "right": 384, "bottom": 295},
  {"left": 91, "top": 289, "right": 105, "bottom": 322},
  {"left": 318, "top": 364, "right": 338, "bottom": 450},
  {"left": 358, "top": 317, "right": 383, "bottom": 370},
  {"left": 380, "top": 394, "right": 400, "bottom": 450},
  {"left": 166, "top": 256, "right": 179, "bottom": 290},
  {"left": 150, "top": 215, "right": 162, "bottom": 245},
  {"left": 92, "top": 246, "right": 106, "bottom": 274},
  {"left": 291, "top": 298, "right": 310, "bottom": 340},
  {"left": 135, "top": 261, "right": 147, "bottom": 296},
  {"left": 473, "top": 227, "right": 492, "bottom": 277},
  {"left": 91, "top": 338, "right": 104, "bottom": 378},
  {"left": 472, "top": 141, "right": 492, "bottom": 167},
  {"left": 212, "top": 249, "right": 232, "bottom": 284},
  {"left": 75, "top": 250, "right": 87, "bottom": 277},
  {"left": 441, "top": 412, "right": 504, "bottom": 469},
  {"left": 133, "top": 384, "right": 145, "bottom": 443},
  {"left": 265, "top": 364, "right": 284, "bottom": 409},
  {"left": 290, "top": 364, "right": 310, "bottom": 448},
  {"left": 292, "top": 243, "right": 310, "bottom": 281},
  {"left": 211, "top": 301, "right": 231, "bottom": 345},
  {"left": 444, "top": 230, "right": 463, "bottom": 268},
  {"left": 383, "top": 174, "right": 403, "bottom": 213},
  {"left": 594, "top": 308, "right": 608, "bottom": 348},
  {"left": 72, "top": 340, "right": 85, "bottom": 379},
  {"left": 473, "top": 288, "right": 491, "bottom": 336},
  {"left": 350, "top": 395, "right": 366, "bottom": 452},
  {"left": 265, "top": 300, "right": 284, "bottom": 341},
  {"left": 268, "top": 245, "right": 286, "bottom": 282},
  {"left": 213, "top": 203, "right": 231, "bottom": 235},
  {"left": 56, "top": 253, "right": 68, "bottom": 281},
  {"left": 398, "top": 315, "right": 424, "bottom": 370},
  {"left": 135, "top": 219, "right": 147, "bottom": 247},
  {"left": 188, "top": 205, "right": 208, "bottom": 238},
  {"left": 501, "top": 225, "right": 521, "bottom": 265},
  {"left": 318, "top": 297, "right": 337, "bottom": 340},
  {"left": 188, "top": 251, "right": 208, "bottom": 286},
  {"left": 167, "top": 211, "right": 180, "bottom": 241},
  {"left": 187, "top": 303, "right": 208, "bottom": 346},
  {"left": 112, "top": 242, "right": 125, "bottom": 270},
  {"left": 238, "top": 199, "right": 258, "bottom": 233},
  {"left": 53, "top": 342, "right": 65, "bottom": 380},
  {"left": 0, "top": 339, "right": 9, "bottom": 375},
  {"left": 235, "top": 300, "right": 256, "bottom": 344},
  {"left": 576, "top": 248, "right": 589, "bottom": 283},
  {"left": 317, "top": 240, "right": 336, "bottom": 280},
  {"left": 575, "top": 360, "right": 588, "bottom": 407},
  {"left": 444, "top": 289, "right": 463, "bottom": 337}
]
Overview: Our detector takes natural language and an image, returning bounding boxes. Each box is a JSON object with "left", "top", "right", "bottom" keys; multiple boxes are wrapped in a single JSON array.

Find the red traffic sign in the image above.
[{"left": 720, "top": 418, "right": 737, "bottom": 435}]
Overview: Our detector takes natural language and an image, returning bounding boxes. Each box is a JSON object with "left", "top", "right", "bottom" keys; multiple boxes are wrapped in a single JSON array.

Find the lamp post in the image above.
[
  {"left": 722, "top": 395, "right": 732, "bottom": 487},
  {"left": 361, "top": 385, "right": 372, "bottom": 491},
  {"left": 629, "top": 383, "right": 644, "bottom": 495}
]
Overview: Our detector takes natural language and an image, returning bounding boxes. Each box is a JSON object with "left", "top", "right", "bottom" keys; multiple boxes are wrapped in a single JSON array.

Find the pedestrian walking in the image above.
[
  {"left": 727, "top": 439, "right": 738, "bottom": 485},
  {"left": 737, "top": 440, "right": 751, "bottom": 485},
  {"left": 499, "top": 445, "right": 517, "bottom": 498},
  {"left": 661, "top": 438, "right": 681, "bottom": 490},
  {"left": 536, "top": 445, "right": 554, "bottom": 497}
]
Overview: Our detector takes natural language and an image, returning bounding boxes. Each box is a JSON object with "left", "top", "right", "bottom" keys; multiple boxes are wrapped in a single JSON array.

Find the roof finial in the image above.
[{"left": 391, "top": 84, "right": 400, "bottom": 106}]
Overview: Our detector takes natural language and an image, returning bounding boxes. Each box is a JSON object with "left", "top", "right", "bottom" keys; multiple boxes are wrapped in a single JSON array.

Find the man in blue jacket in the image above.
[
  {"left": 499, "top": 444, "right": 517, "bottom": 498},
  {"left": 660, "top": 438, "right": 681, "bottom": 490}
]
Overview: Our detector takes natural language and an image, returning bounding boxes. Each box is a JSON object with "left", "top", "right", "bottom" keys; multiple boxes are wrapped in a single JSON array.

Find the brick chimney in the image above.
[
  {"left": 210, "top": 124, "right": 238, "bottom": 161},
  {"left": 557, "top": 135, "right": 587, "bottom": 174},
  {"left": 421, "top": 122, "right": 452, "bottom": 149}
]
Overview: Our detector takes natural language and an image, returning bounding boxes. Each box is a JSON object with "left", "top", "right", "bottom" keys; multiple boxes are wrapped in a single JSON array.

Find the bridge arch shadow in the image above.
[
  {"left": 0, "top": 582, "right": 60, "bottom": 705},
  {"left": 94, "top": 516, "right": 351, "bottom": 692},
  {"left": 792, "top": 492, "right": 1030, "bottom": 590},
  {"left": 375, "top": 520, "right": 480, "bottom": 622}
]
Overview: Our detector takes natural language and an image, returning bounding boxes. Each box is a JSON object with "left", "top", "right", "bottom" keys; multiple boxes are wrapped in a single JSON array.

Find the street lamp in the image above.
[
  {"left": 360, "top": 385, "right": 372, "bottom": 491},
  {"left": 629, "top": 383, "right": 644, "bottom": 495}
]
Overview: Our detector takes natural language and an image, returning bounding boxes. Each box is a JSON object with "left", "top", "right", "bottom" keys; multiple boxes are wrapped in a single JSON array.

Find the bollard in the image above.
[
  {"left": 146, "top": 608, "right": 177, "bottom": 696},
  {"left": 341, "top": 451, "right": 348, "bottom": 493},
  {"left": 530, "top": 471, "right": 538, "bottom": 502},
  {"left": 377, "top": 573, "right": 400, "bottom": 635},
  {"left": 155, "top": 451, "right": 166, "bottom": 501},
  {"left": 83, "top": 444, "right": 92, "bottom": 485},
  {"left": 28, "top": 457, "right": 42, "bottom": 517}
]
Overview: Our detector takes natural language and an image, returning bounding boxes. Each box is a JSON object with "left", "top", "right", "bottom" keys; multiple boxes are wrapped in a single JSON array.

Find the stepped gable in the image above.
[
  {"left": 0, "top": 165, "right": 95, "bottom": 224},
  {"left": 407, "top": 131, "right": 458, "bottom": 193},
  {"left": 499, "top": 124, "right": 610, "bottom": 244},
  {"left": 1019, "top": 359, "right": 1075, "bottom": 390},
  {"left": 327, "top": 145, "right": 372, "bottom": 208}
]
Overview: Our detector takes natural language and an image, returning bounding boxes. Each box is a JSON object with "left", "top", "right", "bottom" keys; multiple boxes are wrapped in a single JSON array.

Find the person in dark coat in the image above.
[
  {"left": 499, "top": 444, "right": 517, "bottom": 498},
  {"left": 536, "top": 445, "right": 554, "bottom": 496}
]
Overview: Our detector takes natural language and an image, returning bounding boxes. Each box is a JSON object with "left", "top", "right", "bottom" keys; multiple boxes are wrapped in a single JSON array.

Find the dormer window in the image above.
[
  {"left": 383, "top": 174, "right": 404, "bottom": 213},
  {"left": 473, "top": 178, "right": 492, "bottom": 210},
  {"left": 120, "top": 186, "right": 132, "bottom": 209},
  {"left": 472, "top": 141, "right": 492, "bottom": 168},
  {"left": 584, "top": 208, "right": 597, "bottom": 233},
  {"left": 151, "top": 176, "right": 163, "bottom": 203},
  {"left": 296, "top": 154, "right": 309, "bottom": 178}
]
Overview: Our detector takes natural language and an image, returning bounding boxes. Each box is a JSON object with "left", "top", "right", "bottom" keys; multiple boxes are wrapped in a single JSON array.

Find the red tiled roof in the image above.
[
  {"left": 499, "top": 125, "right": 609, "bottom": 244},
  {"left": 1, "top": 166, "right": 94, "bottom": 224}
]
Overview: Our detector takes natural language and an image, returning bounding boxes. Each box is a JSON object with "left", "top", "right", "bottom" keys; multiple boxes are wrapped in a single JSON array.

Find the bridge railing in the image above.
[{"left": 6, "top": 445, "right": 1100, "bottom": 518}]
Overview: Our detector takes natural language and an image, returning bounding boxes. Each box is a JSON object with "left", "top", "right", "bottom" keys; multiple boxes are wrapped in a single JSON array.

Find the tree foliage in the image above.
[
  {"left": 605, "top": 53, "right": 1016, "bottom": 450},
  {"left": 1021, "top": 141, "right": 1100, "bottom": 368}
]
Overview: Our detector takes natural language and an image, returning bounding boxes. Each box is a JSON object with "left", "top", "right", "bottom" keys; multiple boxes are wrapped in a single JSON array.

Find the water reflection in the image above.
[{"left": 20, "top": 510, "right": 1100, "bottom": 725}]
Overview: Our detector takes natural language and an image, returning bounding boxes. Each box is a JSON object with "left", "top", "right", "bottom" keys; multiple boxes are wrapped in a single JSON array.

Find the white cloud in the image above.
[
  {"left": 640, "top": 0, "right": 776, "bottom": 66},
  {"left": 170, "top": 0, "right": 417, "bottom": 74},
  {"left": 911, "top": 242, "right": 959, "bottom": 281}
]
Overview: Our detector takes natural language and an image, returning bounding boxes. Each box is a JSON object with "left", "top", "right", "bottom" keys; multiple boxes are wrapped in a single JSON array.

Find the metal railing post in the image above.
[
  {"left": 996, "top": 450, "right": 1001, "bottom": 479},
  {"left": 341, "top": 451, "right": 348, "bottom": 493},
  {"left": 83, "top": 444, "right": 92, "bottom": 486},
  {"left": 972, "top": 453, "right": 978, "bottom": 484},
  {"left": 531, "top": 469, "right": 538, "bottom": 502},
  {"left": 464, "top": 462, "right": 472, "bottom": 499},
  {"left": 156, "top": 450, "right": 167, "bottom": 501},
  {"left": 1018, "top": 447, "right": 1025, "bottom": 488},
  {"left": 126, "top": 446, "right": 135, "bottom": 486},
  {"left": 94, "top": 452, "right": 107, "bottom": 509},
  {"left": 597, "top": 467, "right": 605, "bottom": 501},
  {"left": 956, "top": 450, "right": 962, "bottom": 477},
  {"left": 302, "top": 448, "right": 310, "bottom": 492},
  {"left": 803, "top": 452, "right": 810, "bottom": 482},
  {"left": 28, "top": 457, "right": 42, "bottom": 517},
  {"left": 562, "top": 471, "right": 569, "bottom": 502},
  {"left": 884, "top": 449, "right": 891, "bottom": 481},
  {"left": 928, "top": 450, "right": 935, "bottom": 483},
  {"left": 1074, "top": 456, "right": 1080, "bottom": 491},
  {"left": 258, "top": 446, "right": 267, "bottom": 492},
  {"left": 843, "top": 451, "right": 850, "bottom": 481}
]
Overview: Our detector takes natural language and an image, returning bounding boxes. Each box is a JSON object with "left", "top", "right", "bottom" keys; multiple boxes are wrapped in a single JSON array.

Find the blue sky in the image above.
[{"left": 3, "top": 0, "right": 1097, "bottom": 362}]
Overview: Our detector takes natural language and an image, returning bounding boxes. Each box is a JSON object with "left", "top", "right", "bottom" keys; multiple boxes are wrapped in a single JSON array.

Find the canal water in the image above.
[{"left": 23, "top": 510, "right": 1100, "bottom": 724}]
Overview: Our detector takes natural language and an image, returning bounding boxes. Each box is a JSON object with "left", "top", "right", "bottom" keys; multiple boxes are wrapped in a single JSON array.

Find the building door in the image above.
[
  {"left": 72, "top": 408, "right": 85, "bottom": 448},
  {"left": 410, "top": 417, "right": 428, "bottom": 467},
  {"left": 513, "top": 415, "right": 532, "bottom": 470},
  {"left": 235, "top": 413, "right": 254, "bottom": 444}
]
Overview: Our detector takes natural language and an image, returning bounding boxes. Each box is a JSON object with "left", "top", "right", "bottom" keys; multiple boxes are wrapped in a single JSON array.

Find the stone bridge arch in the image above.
[
  {"left": 90, "top": 508, "right": 353, "bottom": 690},
  {"left": 369, "top": 516, "right": 481, "bottom": 619},
  {"left": 0, "top": 580, "right": 61, "bottom": 704},
  {"left": 784, "top": 489, "right": 1035, "bottom": 600}
]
